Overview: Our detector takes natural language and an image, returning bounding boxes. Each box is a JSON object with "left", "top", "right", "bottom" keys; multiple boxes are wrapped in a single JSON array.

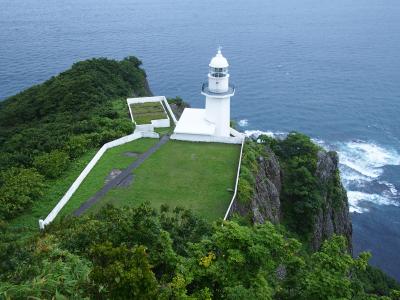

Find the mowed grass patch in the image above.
[
  {"left": 130, "top": 102, "right": 167, "bottom": 124},
  {"left": 58, "top": 138, "right": 159, "bottom": 218},
  {"left": 93, "top": 140, "right": 241, "bottom": 221}
]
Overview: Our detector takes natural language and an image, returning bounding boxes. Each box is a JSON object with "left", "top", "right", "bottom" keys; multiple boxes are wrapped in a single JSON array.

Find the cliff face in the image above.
[
  {"left": 231, "top": 144, "right": 352, "bottom": 252},
  {"left": 312, "top": 151, "right": 352, "bottom": 252},
  {"left": 232, "top": 147, "right": 281, "bottom": 224}
]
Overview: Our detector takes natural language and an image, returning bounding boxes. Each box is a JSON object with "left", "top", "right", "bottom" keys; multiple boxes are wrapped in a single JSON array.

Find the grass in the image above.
[
  {"left": 92, "top": 140, "right": 241, "bottom": 221},
  {"left": 58, "top": 138, "right": 159, "bottom": 218},
  {"left": 130, "top": 102, "right": 167, "bottom": 124},
  {"left": 8, "top": 149, "right": 97, "bottom": 230}
]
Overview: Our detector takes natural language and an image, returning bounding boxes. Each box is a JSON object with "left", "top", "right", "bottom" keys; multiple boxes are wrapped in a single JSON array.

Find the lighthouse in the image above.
[
  {"left": 202, "top": 48, "right": 235, "bottom": 137},
  {"left": 171, "top": 48, "right": 242, "bottom": 144}
]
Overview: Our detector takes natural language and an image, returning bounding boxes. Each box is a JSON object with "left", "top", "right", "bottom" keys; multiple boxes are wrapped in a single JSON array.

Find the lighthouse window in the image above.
[{"left": 210, "top": 67, "right": 227, "bottom": 78}]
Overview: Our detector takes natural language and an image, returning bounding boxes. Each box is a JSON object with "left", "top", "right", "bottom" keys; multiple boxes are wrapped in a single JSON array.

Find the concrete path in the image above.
[{"left": 73, "top": 134, "right": 170, "bottom": 216}]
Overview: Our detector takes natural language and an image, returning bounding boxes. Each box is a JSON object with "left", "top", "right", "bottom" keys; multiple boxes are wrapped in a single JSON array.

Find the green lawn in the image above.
[
  {"left": 59, "top": 138, "right": 159, "bottom": 218},
  {"left": 130, "top": 102, "right": 167, "bottom": 124},
  {"left": 91, "top": 140, "right": 241, "bottom": 221}
]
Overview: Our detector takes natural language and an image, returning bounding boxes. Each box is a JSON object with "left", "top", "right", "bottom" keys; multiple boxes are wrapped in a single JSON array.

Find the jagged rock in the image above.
[
  {"left": 231, "top": 146, "right": 282, "bottom": 224},
  {"left": 231, "top": 144, "right": 352, "bottom": 253},
  {"left": 311, "top": 151, "right": 353, "bottom": 252}
]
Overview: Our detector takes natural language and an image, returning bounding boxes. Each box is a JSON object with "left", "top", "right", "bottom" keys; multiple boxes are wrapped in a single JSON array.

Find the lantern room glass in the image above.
[{"left": 209, "top": 67, "right": 228, "bottom": 78}]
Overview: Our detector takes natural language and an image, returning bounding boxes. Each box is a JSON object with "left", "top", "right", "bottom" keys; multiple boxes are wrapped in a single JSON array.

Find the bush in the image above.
[
  {"left": 0, "top": 168, "right": 45, "bottom": 219},
  {"left": 33, "top": 150, "right": 70, "bottom": 178}
]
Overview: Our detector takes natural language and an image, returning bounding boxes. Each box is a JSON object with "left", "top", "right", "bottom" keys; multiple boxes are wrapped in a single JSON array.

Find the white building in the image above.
[{"left": 171, "top": 49, "right": 243, "bottom": 144}]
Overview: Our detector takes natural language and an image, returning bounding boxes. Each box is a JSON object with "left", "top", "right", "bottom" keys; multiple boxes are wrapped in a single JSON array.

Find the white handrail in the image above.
[{"left": 223, "top": 136, "right": 245, "bottom": 221}]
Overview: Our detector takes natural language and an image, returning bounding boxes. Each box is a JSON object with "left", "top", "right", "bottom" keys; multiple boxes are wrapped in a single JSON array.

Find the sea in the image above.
[{"left": 1, "top": 0, "right": 399, "bottom": 280}]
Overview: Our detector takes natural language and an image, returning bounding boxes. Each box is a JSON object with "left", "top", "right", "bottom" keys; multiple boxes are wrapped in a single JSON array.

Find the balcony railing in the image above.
[{"left": 201, "top": 82, "right": 235, "bottom": 97}]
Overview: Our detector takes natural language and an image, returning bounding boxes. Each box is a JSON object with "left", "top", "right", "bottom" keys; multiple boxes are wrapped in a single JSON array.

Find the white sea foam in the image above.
[
  {"left": 347, "top": 191, "right": 399, "bottom": 213},
  {"left": 337, "top": 141, "right": 400, "bottom": 179},
  {"left": 238, "top": 119, "right": 249, "bottom": 127},
  {"left": 379, "top": 181, "right": 398, "bottom": 197},
  {"left": 244, "top": 130, "right": 400, "bottom": 213},
  {"left": 330, "top": 141, "right": 400, "bottom": 213},
  {"left": 244, "top": 130, "right": 287, "bottom": 139}
]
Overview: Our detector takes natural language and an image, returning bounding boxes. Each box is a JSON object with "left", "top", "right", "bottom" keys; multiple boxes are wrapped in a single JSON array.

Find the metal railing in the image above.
[{"left": 201, "top": 82, "right": 235, "bottom": 97}]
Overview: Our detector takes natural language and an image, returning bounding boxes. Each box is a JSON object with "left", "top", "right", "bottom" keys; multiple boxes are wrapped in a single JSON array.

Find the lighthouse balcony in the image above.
[{"left": 201, "top": 82, "right": 235, "bottom": 98}]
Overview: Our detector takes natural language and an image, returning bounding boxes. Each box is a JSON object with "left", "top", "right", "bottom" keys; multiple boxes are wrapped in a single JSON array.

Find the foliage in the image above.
[
  {"left": 261, "top": 132, "right": 323, "bottom": 237},
  {"left": 89, "top": 243, "right": 158, "bottom": 299},
  {"left": 0, "top": 56, "right": 148, "bottom": 220},
  {"left": 0, "top": 167, "right": 45, "bottom": 220},
  {"left": 237, "top": 139, "right": 265, "bottom": 204},
  {"left": 0, "top": 204, "right": 397, "bottom": 299},
  {"left": 33, "top": 149, "right": 70, "bottom": 178},
  {"left": 0, "top": 235, "right": 91, "bottom": 299}
]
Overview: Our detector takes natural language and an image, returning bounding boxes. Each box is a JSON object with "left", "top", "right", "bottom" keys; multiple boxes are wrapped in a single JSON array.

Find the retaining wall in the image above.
[{"left": 39, "top": 131, "right": 155, "bottom": 229}]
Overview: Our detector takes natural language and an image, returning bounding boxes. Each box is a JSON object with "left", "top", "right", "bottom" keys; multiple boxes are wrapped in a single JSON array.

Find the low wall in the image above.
[
  {"left": 127, "top": 96, "right": 176, "bottom": 129},
  {"left": 39, "top": 131, "right": 155, "bottom": 229},
  {"left": 223, "top": 138, "right": 245, "bottom": 221},
  {"left": 161, "top": 98, "right": 178, "bottom": 124},
  {"left": 136, "top": 124, "right": 155, "bottom": 132},
  {"left": 170, "top": 132, "right": 243, "bottom": 144},
  {"left": 151, "top": 118, "right": 170, "bottom": 128}
]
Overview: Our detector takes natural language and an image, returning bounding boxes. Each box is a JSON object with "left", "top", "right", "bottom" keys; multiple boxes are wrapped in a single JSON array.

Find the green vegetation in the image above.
[
  {"left": 271, "top": 132, "right": 323, "bottom": 237},
  {"left": 237, "top": 140, "right": 266, "bottom": 205},
  {"left": 130, "top": 101, "right": 167, "bottom": 124},
  {"left": 0, "top": 56, "right": 149, "bottom": 222},
  {"left": 93, "top": 140, "right": 240, "bottom": 221},
  {"left": 60, "top": 138, "right": 159, "bottom": 217},
  {"left": 1, "top": 204, "right": 398, "bottom": 299},
  {"left": 0, "top": 57, "right": 398, "bottom": 298},
  {"left": 8, "top": 149, "right": 97, "bottom": 230},
  {"left": 253, "top": 132, "right": 333, "bottom": 238}
]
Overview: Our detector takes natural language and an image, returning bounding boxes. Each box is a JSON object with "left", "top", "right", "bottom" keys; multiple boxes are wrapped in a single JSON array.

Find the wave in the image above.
[
  {"left": 347, "top": 191, "right": 399, "bottom": 213},
  {"left": 238, "top": 119, "right": 249, "bottom": 127},
  {"left": 244, "top": 129, "right": 400, "bottom": 214}
]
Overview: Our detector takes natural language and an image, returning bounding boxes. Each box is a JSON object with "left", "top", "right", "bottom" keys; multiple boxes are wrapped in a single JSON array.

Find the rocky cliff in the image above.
[
  {"left": 312, "top": 150, "right": 352, "bottom": 252},
  {"left": 231, "top": 139, "right": 352, "bottom": 252}
]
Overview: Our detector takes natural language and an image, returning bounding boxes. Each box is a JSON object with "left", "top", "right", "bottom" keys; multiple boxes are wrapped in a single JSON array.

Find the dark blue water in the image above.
[{"left": 1, "top": 0, "right": 399, "bottom": 280}]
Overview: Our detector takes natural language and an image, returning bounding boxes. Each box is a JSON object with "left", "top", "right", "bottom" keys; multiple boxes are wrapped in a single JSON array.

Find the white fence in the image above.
[
  {"left": 39, "top": 131, "right": 156, "bottom": 229},
  {"left": 127, "top": 96, "right": 175, "bottom": 129},
  {"left": 223, "top": 138, "right": 245, "bottom": 221}
]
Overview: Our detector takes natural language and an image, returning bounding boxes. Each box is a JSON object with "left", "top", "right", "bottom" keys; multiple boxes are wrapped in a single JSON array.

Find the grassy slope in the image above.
[
  {"left": 9, "top": 149, "right": 97, "bottom": 230},
  {"left": 92, "top": 140, "right": 241, "bottom": 221},
  {"left": 58, "top": 138, "right": 159, "bottom": 218}
]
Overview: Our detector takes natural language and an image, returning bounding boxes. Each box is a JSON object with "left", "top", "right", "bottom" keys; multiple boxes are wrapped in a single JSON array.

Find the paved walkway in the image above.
[{"left": 73, "top": 134, "right": 170, "bottom": 216}]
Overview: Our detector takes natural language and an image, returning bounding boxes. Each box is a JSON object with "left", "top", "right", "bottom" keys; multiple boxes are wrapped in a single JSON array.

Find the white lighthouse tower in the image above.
[
  {"left": 202, "top": 48, "right": 235, "bottom": 137},
  {"left": 171, "top": 48, "right": 243, "bottom": 144}
]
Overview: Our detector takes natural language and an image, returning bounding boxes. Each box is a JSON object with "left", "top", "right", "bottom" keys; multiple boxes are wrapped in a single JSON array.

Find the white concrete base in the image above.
[
  {"left": 171, "top": 130, "right": 243, "bottom": 144},
  {"left": 174, "top": 108, "right": 215, "bottom": 136}
]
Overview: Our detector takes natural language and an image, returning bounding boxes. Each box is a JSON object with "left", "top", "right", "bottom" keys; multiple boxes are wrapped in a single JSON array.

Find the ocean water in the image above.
[{"left": 1, "top": 0, "right": 399, "bottom": 279}]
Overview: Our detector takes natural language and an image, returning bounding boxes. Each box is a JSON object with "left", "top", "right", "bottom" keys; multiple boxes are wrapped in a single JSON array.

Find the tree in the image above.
[
  {"left": 0, "top": 167, "right": 44, "bottom": 219},
  {"left": 33, "top": 149, "right": 69, "bottom": 178},
  {"left": 298, "top": 235, "right": 370, "bottom": 300},
  {"left": 89, "top": 242, "right": 158, "bottom": 299}
]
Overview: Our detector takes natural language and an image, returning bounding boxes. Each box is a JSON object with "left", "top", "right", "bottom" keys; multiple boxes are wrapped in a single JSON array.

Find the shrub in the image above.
[
  {"left": 0, "top": 168, "right": 45, "bottom": 219},
  {"left": 33, "top": 150, "right": 70, "bottom": 178}
]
